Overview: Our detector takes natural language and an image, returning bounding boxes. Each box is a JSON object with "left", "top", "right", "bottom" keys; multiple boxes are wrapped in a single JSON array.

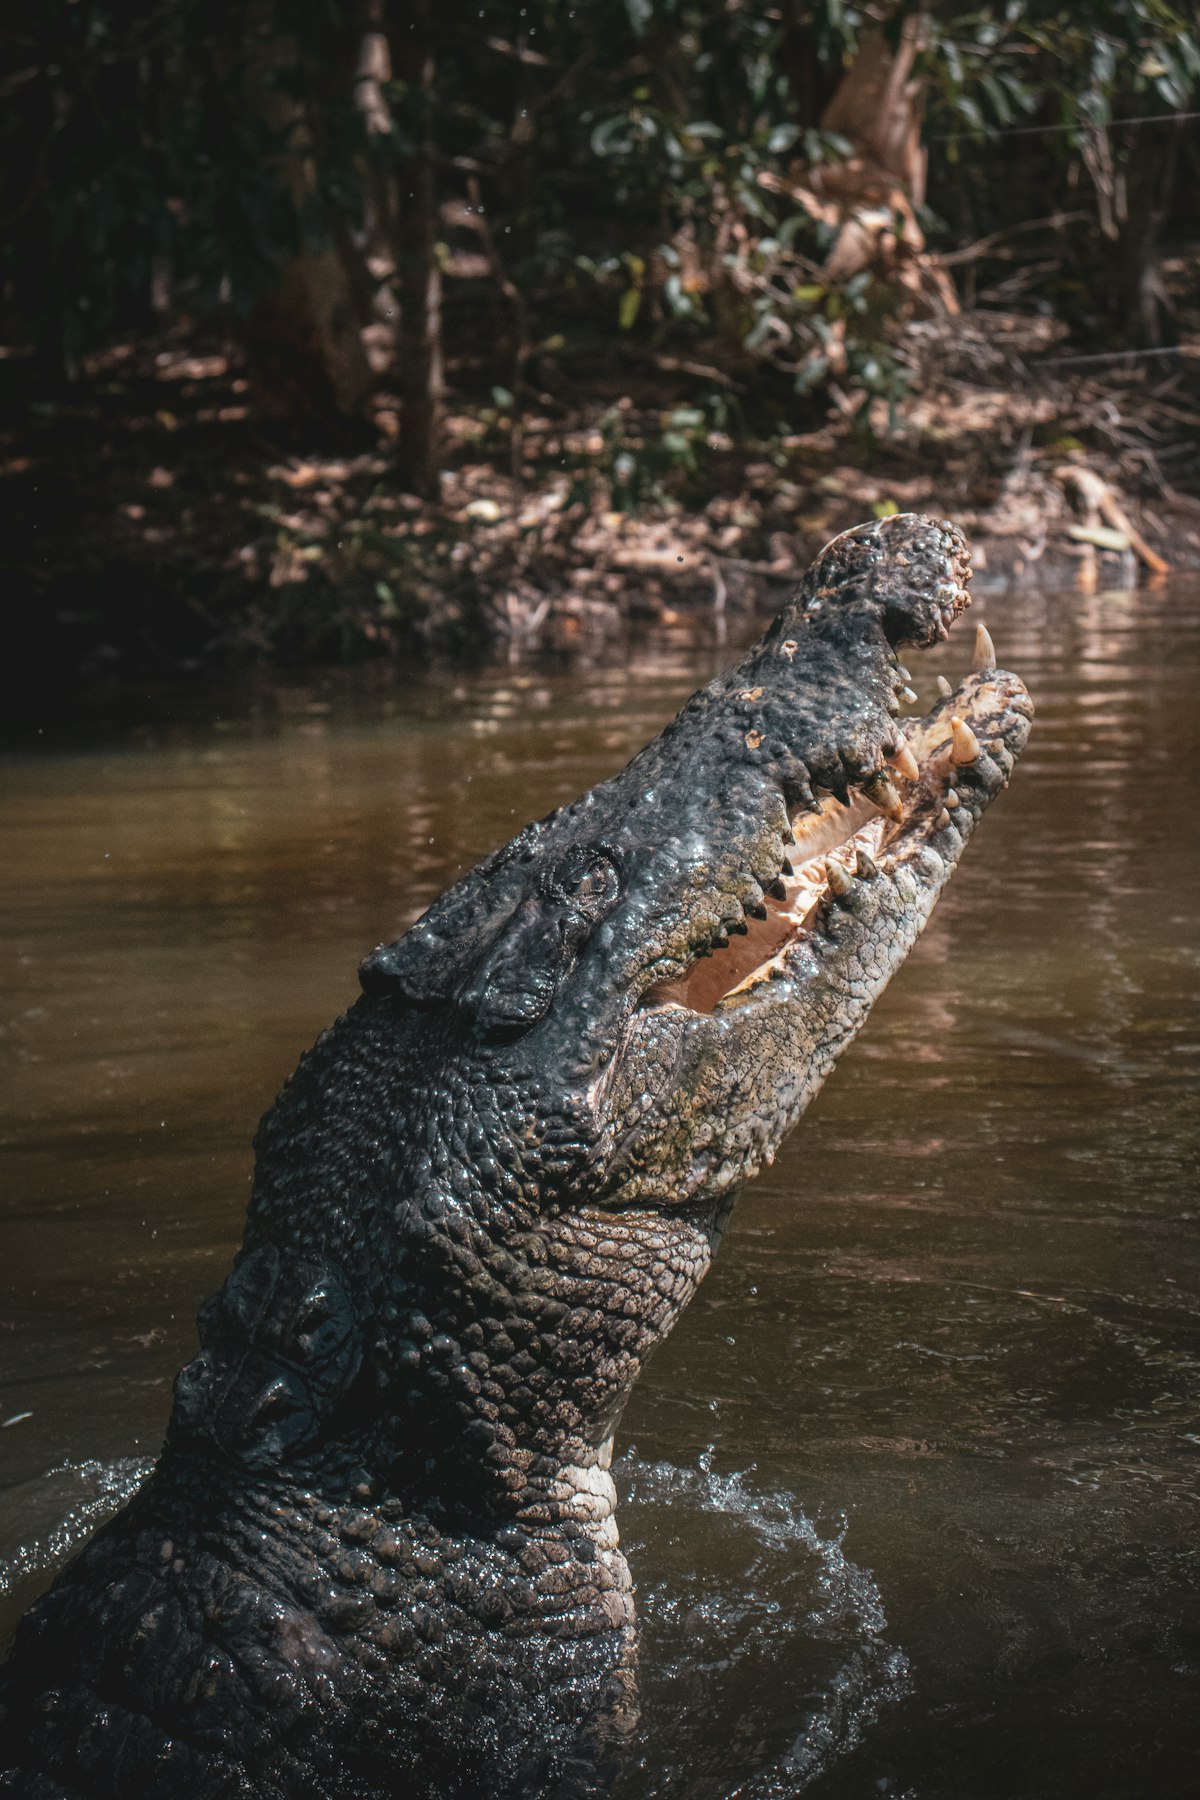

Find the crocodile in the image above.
[{"left": 0, "top": 514, "right": 1033, "bottom": 1799}]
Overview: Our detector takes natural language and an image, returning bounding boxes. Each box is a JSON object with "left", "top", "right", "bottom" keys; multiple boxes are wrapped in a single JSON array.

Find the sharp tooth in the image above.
[
  {"left": 936, "top": 806, "right": 951, "bottom": 828},
  {"left": 890, "top": 742, "right": 920, "bottom": 783},
  {"left": 900, "top": 685, "right": 918, "bottom": 704},
  {"left": 972, "top": 623, "right": 996, "bottom": 672},
  {"left": 896, "top": 664, "right": 911, "bottom": 682},
  {"left": 767, "top": 878, "right": 788, "bottom": 901},
  {"left": 780, "top": 858, "right": 794, "bottom": 877},
  {"left": 937, "top": 675, "right": 953, "bottom": 698},
  {"left": 730, "top": 920, "right": 748, "bottom": 935},
  {"left": 747, "top": 901, "right": 769, "bottom": 921},
  {"left": 950, "top": 716, "right": 981, "bottom": 764},
  {"left": 862, "top": 771, "right": 904, "bottom": 820},
  {"left": 945, "top": 789, "right": 959, "bottom": 809},
  {"left": 855, "top": 848, "right": 878, "bottom": 879},
  {"left": 825, "top": 859, "right": 854, "bottom": 897}
]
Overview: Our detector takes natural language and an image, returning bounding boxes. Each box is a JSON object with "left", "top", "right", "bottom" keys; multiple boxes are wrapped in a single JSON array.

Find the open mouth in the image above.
[{"left": 642, "top": 620, "right": 1029, "bottom": 1020}]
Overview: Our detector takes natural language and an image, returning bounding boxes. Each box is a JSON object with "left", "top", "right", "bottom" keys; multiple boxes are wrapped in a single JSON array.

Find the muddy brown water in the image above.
[{"left": 2, "top": 579, "right": 1198, "bottom": 1798}]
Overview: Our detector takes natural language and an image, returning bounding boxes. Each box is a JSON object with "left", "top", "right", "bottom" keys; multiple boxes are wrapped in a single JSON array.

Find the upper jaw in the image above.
[
  {"left": 634, "top": 624, "right": 1030, "bottom": 1025},
  {"left": 719, "top": 656, "right": 1032, "bottom": 1014},
  {"left": 599, "top": 636, "right": 1033, "bottom": 1207}
]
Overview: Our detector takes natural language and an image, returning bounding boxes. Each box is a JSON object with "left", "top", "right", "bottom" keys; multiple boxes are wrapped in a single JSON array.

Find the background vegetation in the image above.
[{"left": 3, "top": 1, "right": 1198, "bottom": 681}]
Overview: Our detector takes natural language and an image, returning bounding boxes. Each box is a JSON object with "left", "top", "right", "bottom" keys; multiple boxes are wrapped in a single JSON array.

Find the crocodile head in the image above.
[{"left": 185, "top": 514, "right": 1032, "bottom": 1524}]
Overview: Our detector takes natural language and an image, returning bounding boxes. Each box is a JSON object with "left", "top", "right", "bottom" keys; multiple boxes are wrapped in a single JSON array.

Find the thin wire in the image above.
[
  {"left": 933, "top": 108, "right": 1200, "bottom": 145},
  {"left": 1034, "top": 345, "right": 1195, "bottom": 370}
]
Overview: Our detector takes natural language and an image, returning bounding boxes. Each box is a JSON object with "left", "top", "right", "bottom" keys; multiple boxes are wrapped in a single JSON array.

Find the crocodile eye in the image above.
[
  {"left": 570, "top": 858, "right": 619, "bottom": 915},
  {"left": 545, "top": 848, "right": 620, "bottom": 920}
]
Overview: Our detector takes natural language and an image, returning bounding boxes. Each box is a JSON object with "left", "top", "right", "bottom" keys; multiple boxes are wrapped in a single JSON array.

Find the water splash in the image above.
[
  {"left": 0, "top": 1458, "right": 152, "bottom": 1601},
  {"left": 616, "top": 1450, "right": 911, "bottom": 1797}
]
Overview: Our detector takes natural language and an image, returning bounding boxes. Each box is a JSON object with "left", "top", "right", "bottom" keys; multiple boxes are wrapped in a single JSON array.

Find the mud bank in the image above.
[{"left": 4, "top": 321, "right": 1197, "bottom": 713}]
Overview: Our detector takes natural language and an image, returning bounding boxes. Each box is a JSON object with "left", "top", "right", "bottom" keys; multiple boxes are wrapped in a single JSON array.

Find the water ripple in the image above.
[
  {"left": 0, "top": 1457, "right": 151, "bottom": 1602},
  {"left": 617, "top": 1451, "right": 910, "bottom": 1797}
]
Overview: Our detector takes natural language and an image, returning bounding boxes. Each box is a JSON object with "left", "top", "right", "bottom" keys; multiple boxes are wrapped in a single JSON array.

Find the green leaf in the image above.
[
  {"left": 618, "top": 287, "right": 642, "bottom": 331},
  {"left": 981, "top": 74, "right": 1014, "bottom": 125}
]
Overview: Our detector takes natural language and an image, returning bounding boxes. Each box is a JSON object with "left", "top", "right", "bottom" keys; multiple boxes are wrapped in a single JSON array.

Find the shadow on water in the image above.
[{"left": 1, "top": 581, "right": 1198, "bottom": 1795}]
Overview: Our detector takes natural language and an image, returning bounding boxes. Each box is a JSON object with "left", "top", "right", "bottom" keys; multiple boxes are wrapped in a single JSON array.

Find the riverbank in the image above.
[{"left": 4, "top": 310, "right": 1198, "bottom": 709}]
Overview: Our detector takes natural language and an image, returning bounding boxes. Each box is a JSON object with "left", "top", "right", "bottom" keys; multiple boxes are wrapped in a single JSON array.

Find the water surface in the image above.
[{"left": 2, "top": 581, "right": 1198, "bottom": 1796}]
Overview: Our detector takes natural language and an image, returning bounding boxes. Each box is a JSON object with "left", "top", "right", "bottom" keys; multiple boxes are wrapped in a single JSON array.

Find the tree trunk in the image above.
[
  {"left": 820, "top": 14, "right": 928, "bottom": 203},
  {"left": 238, "top": 2, "right": 373, "bottom": 423},
  {"left": 806, "top": 8, "right": 958, "bottom": 317},
  {"left": 391, "top": 0, "right": 443, "bottom": 499},
  {"left": 354, "top": 4, "right": 403, "bottom": 294},
  {"left": 777, "top": 0, "right": 842, "bottom": 132},
  {"left": 1116, "top": 119, "right": 1180, "bottom": 348},
  {"left": 243, "top": 253, "right": 375, "bottom": 420}
]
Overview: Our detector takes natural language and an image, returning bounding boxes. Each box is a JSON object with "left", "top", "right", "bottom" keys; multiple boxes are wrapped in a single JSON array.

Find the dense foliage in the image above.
[
  {"left": 3, "top": 3, "right": 1196, "bottom": 409},
  {"left": 1, "top": 3, "right": 1198, "bottom": 692}
]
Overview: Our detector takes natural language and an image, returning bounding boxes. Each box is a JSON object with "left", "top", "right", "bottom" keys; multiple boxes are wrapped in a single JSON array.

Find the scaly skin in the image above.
[{"left": 0, "top": 515, "right": 1033, "bottom": 1799}]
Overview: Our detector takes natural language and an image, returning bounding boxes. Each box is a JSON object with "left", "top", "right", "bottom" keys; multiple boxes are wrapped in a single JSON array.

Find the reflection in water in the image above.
[{"left": 1, "top": 583, "right": 1198, "bottom": 1794}]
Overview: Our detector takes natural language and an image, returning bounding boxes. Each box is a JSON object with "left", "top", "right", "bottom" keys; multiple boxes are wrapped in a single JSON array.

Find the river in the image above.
[{"left": 2, "top": 577, "right": 1198, "bottom": 1797}]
